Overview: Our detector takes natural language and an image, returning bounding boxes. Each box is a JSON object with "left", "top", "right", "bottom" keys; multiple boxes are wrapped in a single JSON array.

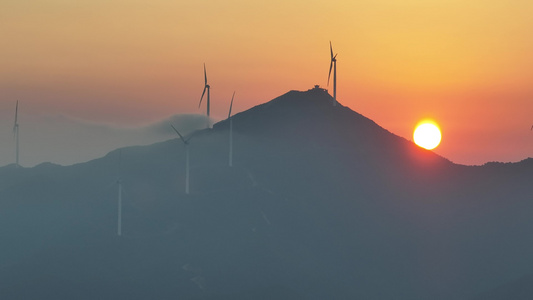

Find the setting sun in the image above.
[{"left": 413, "top": 121, "right": 442, "bottom": 150}]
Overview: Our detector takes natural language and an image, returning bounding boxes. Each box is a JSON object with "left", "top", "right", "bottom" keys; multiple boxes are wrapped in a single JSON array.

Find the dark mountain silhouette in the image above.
[{"left": 0, "top": 87, "right": 532, "bottom": 299}]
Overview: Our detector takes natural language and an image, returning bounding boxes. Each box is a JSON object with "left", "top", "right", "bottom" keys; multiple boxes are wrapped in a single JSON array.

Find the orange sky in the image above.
[{"left": 1, "top": 0, "right": 532, "bottom": 165}]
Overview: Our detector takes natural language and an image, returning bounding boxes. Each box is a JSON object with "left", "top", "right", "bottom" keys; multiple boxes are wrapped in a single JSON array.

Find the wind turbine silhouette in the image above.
[
  {"left": 198, "top": 63, "right": 211, "bottom": 128},
  {"left": 228, "top": 91, "right": 235, "bottom": 167},
  {"left": 13, "top": 101, "right": 20, "bottom": 167},
  {"left": 328, "top": 41, "right": 338, "bottom": 107},
  {"left": 171, "top": 124, "right": 192, "bottom": 194}
]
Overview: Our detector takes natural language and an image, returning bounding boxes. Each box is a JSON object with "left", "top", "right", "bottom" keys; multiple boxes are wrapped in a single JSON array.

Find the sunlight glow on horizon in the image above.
[{"left": 1, "top": 0, "right": 532, "bottom": 165}]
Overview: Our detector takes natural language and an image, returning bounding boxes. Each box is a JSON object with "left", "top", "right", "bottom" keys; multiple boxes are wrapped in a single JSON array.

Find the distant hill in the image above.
[{"left": 0, "top": 87, "right": 532, "bottom": 299}]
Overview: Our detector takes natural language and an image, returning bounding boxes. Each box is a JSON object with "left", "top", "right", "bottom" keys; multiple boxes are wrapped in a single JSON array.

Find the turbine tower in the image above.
[
  {"left": 328, "top": 41, "right": 338, "bottom": 107},
  {"left": 228, "top": 91, "right": 235, "bottom": 167},
  {"left": 117, "top": 177, "right": 123, "bottom": 236},
  {"left": 13, "top": 101, "right": 20, "bottom": 167},
  {"left": 199, "top": 63, "right": 211, "bottom": 128},
  {"left": 116, "top": 150, "right": 123, "bottom": 236},
  {"left": 171, "top": 124, "right": 192, "bottom": 194}
]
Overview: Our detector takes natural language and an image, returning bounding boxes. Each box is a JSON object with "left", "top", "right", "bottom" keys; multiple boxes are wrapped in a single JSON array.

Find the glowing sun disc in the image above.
[{"left": 413, "top": 122, "right": 441, "bottom": 150}]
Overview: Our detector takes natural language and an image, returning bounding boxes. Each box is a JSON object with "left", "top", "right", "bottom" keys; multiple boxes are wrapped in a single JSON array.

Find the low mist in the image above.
[{"left": 0, "top": 114, "right": 209, "bottom": 167}]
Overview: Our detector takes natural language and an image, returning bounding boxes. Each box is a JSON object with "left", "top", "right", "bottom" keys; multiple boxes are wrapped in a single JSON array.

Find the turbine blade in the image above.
[
  {"left": 199, "top": 86, "right": 207, "bottom": 108},
  {"left": 330, "top": 41, "right": 334, "bottom": 59},
  {"left": 170, "top": 124, "right": 187, "bottom": 144},
  {"left": 228, "top": 91, "right": 235, "bottom": 119},
  {"left": 204, "top": 63, "right": 207, "bottom": 85},
  {"left": 13, "top": 101, "right": 18, "bottom": 137},
  {"left": 327, "top": 61, "right": 333, "bottom": 86},
  {"left": 14, "top": 100, "right": 18, "bottom": 125}
]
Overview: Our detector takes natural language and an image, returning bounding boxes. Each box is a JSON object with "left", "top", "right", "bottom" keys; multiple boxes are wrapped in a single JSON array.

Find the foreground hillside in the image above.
[{"left": 0, "top": 87, "right": 532, "bottom": 299}]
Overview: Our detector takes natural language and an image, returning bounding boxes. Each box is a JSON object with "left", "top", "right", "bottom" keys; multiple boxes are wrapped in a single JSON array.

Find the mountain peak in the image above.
[
  {"left": 267, "top": 85, "right": 335, "bottom": 107},
  {"left": 214, "top": 86, "right": 395, "bottom": 147},
  {"left": 213, "top": 86, "right": 452, "bottom": 171},
  {"left": 214, "top": 86, "right": 372, "bottom": 139}
]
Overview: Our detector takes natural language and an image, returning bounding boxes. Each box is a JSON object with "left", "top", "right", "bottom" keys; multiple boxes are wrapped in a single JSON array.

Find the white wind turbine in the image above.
[
  {"left": 198, "top": 63, "right": 211, "bottom": 128},
  {"left": 328, "top": 41, "right": 338, "bottom": 107},
  {"left": 171, "top": 124, "right": 192, "bottom": 194},
  {"left": 13, "top": 101, "right": 20, "bottom": 167},
  {"left": 228, "top": 91, "right": 235, "bottom": 167}
]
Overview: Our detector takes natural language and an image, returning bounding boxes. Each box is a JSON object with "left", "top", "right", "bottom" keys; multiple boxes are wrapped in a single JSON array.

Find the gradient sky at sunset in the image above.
[{"left": 1, "top": 0, "right": 532, "bottom": 166}]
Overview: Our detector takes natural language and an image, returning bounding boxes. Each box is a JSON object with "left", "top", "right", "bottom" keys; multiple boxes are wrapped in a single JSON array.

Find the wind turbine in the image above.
[
  {"left": 171, "top": 124, "right": 192, "bottom": 194},
  {"left": 327, "top": 41, "right": 338, "bottom": 107},
  {"left": 228, "top": 91, "right": 235, "bottom": 167},
  {"left": 198, "top": 63, "right": 211, "bottom": 128},
  {"left": 13, "top": 101, "right": 20, "bottom": 167}
]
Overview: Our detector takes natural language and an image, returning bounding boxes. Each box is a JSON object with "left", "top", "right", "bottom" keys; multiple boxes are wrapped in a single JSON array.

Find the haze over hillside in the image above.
[
  {"left": 0, "top": 87, "right": 532, "bottom": 299},
  {"left": 0, "top": 113, "right": 208, "bottom": 167}
]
